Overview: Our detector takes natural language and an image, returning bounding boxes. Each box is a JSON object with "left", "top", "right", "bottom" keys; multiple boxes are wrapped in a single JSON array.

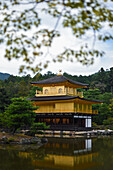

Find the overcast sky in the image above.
[
  {"left": 1, "top": 26, "right": 113, "bottom": 76},
  {"left": 0, "top": 1, "right": 113, "bottom": 77},
  {"left": 1, "top": 42, "right": 113, "bottom": 76}
]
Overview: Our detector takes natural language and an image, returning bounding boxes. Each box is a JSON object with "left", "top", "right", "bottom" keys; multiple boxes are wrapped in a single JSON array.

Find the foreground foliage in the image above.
[
  {"left": 0, "top": 97, "right": 49, "bottom": 134},
  {"left": 1, "top": 97, "right": 37, "bottom": 133},
  {"left": 1, "top": 1, "right": 113, "bottom": 73}
]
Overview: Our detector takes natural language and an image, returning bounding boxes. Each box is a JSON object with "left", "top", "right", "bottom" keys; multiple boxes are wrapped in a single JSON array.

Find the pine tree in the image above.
[{"left": 2, "top": 97, "right": 37, "bottom": 134}]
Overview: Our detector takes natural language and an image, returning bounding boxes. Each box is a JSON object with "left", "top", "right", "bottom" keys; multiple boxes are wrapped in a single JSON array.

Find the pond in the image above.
[{"left": 0, "top": 136, "right": 113, "bottom": 170}]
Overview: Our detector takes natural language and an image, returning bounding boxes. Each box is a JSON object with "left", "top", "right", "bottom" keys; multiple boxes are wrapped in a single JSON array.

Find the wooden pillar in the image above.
[
  {"left": 68, "top": 87, "right": 70, "bottom": 94},
  {"left": 60, "top": 118, "right": 62, "bottom": 125},
  {"left": 73, "top": 116, "right": 74, "bottom": 127},
  {"left": 82, "top": 104, "right": 84, "bottom": 113},
  {"left": 55, "top": 116, "right": 56, "bottom": 126}
]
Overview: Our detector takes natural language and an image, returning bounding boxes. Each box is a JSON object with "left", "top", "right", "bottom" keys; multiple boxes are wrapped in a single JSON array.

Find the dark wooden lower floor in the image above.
[
  {"left": 35, "top": 114, "right": 92, "bottom": 131},
  {"left": 47, "top": 125, "right": 93, "bottom": 131}
]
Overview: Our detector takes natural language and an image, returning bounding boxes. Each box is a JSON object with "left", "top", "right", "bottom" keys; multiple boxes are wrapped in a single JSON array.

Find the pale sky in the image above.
[
  {"left": 1, "top": 44, "right": 113, "bottom": 76},
  {"left": 0, "top": 1, "right": 113, "bottom": 77},
  {"left": 1, "top": 26, "right": 113, "bottom": 76}
]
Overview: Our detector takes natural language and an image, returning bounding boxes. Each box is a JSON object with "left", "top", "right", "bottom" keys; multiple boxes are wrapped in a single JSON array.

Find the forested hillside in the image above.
[
  {"left": 64, "top": 67, "right": 113, "bottom": 93},
  {"left": 0, "top": 72, "right": 10, "bottom": 80},
  {"left": 0, "top": 67, "right": 113, "bottom": 128}
]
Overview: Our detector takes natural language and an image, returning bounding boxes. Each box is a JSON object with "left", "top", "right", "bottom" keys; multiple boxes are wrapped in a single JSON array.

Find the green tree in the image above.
[
  {"left": 2, "top": 97, "right": 37, "bottom": 134},
  {"left": 0, "top": 0, "right": 113, "bottom": 73},
  {"left": 17, "top": 80, "right": 30, "bottom": 97},
  {"left": 28, "top": 86, "right": 42, "bottom": 98},
  {"left": 30, "top": 122, "right": 49, "bottom": 135},
  {"left": 97, "top": 68, "right": 106, "bottom": 83},
  {"left": 103, "top": 117, "right": 113, "bottom": 129},
  {"left": 0, "top": 88, "right": 10, "bottom": 113},
  {"left": 109, "top": 98, "right": 113, "bottom": 113},
  {"left": 93, "top": 103, "right": 110, "bottom": 125},
  {"left": 99, "top": 92, "right": 113, "bottom": 105},
  {"left": 93, "top": 98, "right": 113, "bottom": 125},
  {"left": 83, "top": 88, "right": 101, "bottom": 100},
  {"left": 103, "top": 99, "right": 113, "bottom": 128},
  {"left": 108, "top": 67, "right": 113, "bottom": 93}
]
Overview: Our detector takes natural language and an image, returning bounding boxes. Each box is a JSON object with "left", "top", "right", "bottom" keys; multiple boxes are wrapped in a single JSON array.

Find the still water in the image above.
[{"left": 0, "top": 136, "right": 113, "bottom": 170}]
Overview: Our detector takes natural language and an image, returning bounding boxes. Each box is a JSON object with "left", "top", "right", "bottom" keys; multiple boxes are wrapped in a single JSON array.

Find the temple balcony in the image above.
[
  {"left": 35, "top": 90, "right": 83, "bottom": 98},
  {"left": 35, "top": 90, "right": 66, "bottom": 96},
  {"left": 35, "top": 109, "right": 98, "bottom": 114},
  {"left": 75, "top": 109, "right": 98, "bottom": 114}
]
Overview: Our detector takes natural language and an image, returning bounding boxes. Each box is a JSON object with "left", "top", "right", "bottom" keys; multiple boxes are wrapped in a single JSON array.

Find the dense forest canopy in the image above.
[
  {"left": 0, "top": 67, "right": 113, "bottom": 127},
  {"left": 0, "top": 67, "right": 113, "bottom": 96}
]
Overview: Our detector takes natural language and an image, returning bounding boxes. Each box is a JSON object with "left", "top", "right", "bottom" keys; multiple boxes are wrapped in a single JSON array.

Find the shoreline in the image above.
[{"left": 36, "top": 129, "right": 113, "bottom": 138}]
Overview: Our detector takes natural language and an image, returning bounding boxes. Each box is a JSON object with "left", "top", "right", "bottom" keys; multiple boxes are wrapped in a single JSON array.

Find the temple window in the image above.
[
  {"left": 45, "top": 89, "right": 48, "bottom": 94},
  {"left": 74, "top": 103, "right": 77, "bottom": 107},
  {"left": 88, "top": 104, "right": 91, "bottom": 111},
  {"left": 83, "top": 104, "right": 86, "bottom": 111},
  {"left": 65, "top": 88, "right": 68, "bottom": 94},
  {"left": 53, "top": 104, "right": 55, "bottom": 109},
  {"left": 58, "top": 88, "right": 63, "bottom": 94},
  {"left": 79, "top": 104, "right": 82, "bottom": 111}
]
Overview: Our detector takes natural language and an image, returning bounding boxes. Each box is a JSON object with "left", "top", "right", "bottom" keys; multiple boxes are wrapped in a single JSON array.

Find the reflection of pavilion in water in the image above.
[{"left": 19, "top": 138, "right": 99, "bottom": 170}]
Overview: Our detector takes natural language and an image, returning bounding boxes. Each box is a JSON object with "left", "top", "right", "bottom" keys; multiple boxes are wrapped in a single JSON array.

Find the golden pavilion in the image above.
[{"left": 30, "top": 72, "right": 102, "bottom": 131}]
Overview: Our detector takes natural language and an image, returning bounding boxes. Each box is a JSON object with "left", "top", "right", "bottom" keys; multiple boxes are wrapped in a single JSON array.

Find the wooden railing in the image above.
[
  {"left": 35, "top": 90, "right": 66, "bottom": 96},
  {"left": 35, "top": 90, "right": 83, "bottom": 97},
  {"left": 35, "top": 109, "right": 98, "bottom": 114}
]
